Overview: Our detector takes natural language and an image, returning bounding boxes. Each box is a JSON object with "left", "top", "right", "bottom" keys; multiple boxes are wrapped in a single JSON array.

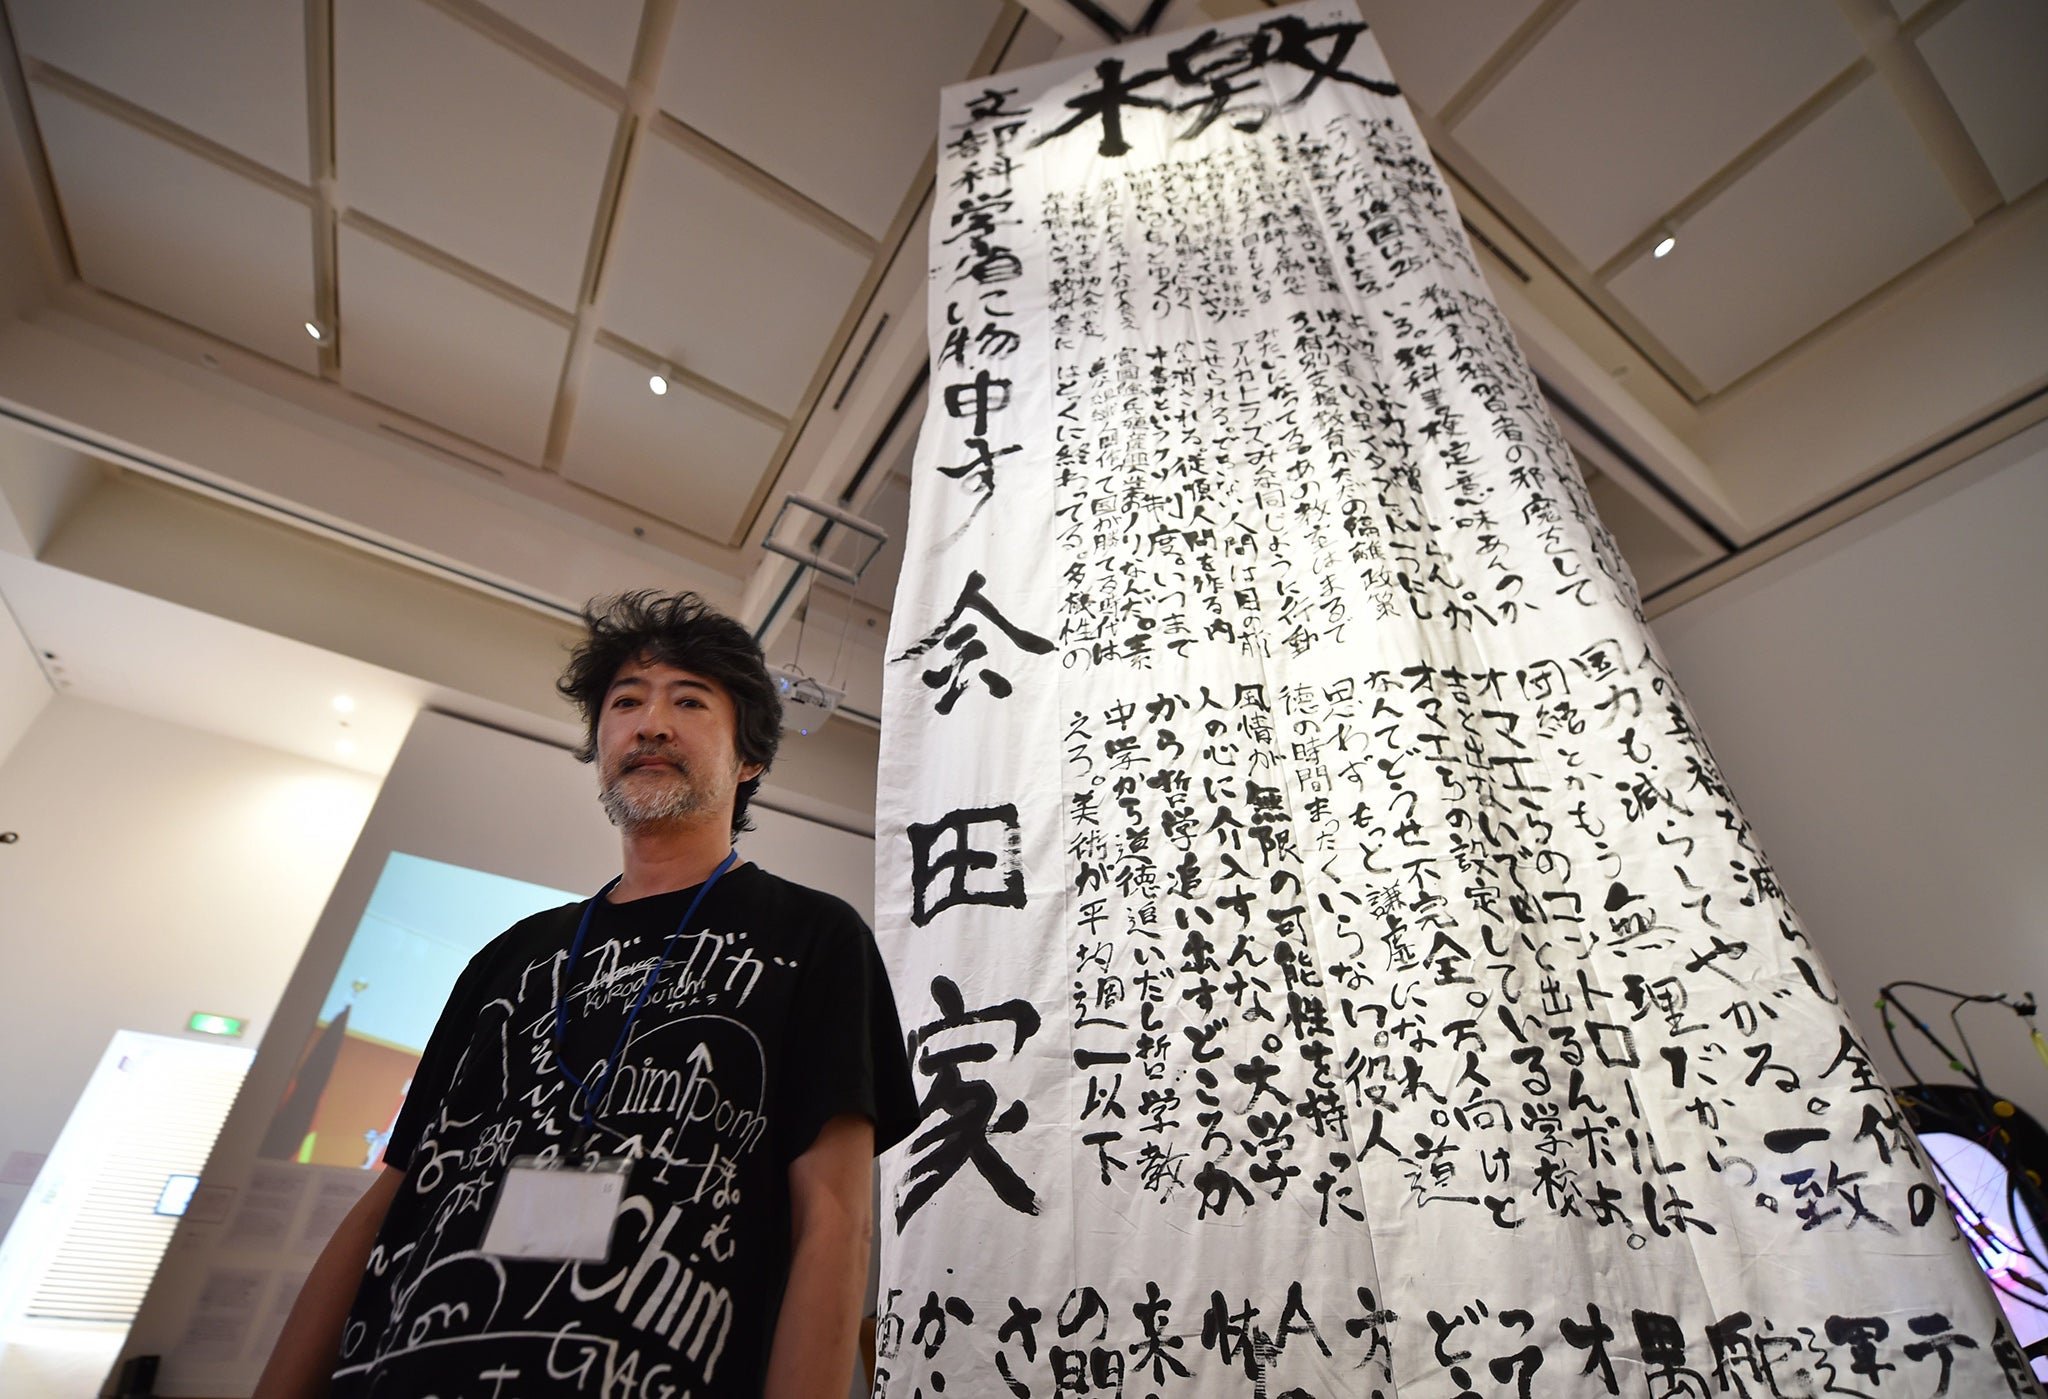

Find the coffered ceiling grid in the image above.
[
  {"left": 3, "top": 0, "right": 2042, "bottom": 612},
  {"left": 1382, "top": 0, "right": 2045, "bottom": 401},
  {"left": 2, "top": 0, "right": 1009, "bottom": 553}
]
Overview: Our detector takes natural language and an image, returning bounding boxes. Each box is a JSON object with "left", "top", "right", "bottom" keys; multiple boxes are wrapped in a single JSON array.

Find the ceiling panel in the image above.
[
  {"left": 657, "top": 0, "right": 1001, "bottom": 238},
  {"left": 8, "top": 0, "right": 310, "bottom": 182},
  {"left": 601, "top": 132, "right": 870, "bottom": 418},
  {"left": 479, "top": 0, "right": 644, "bottom": 85},
  {"left": 1354, "top": 0, "right": 1543, "bottom": 119},
  {"left": 1454, "top": 0, "right": 1860, "bottom": 269},
  {"left": 558, "top": 344, "right": 784, "bottom": 544},
  {"left": 1916, "top": 0, "right": 2048, "bottom": 202},
  {"left": 337, "top": 225, "right": 569, "bottom": 463},
  {"left": 1607, "top": 78, "right": 1969, "bottom": 393},
  {"left": 32, "top": 86, "right": 319, "bottom": 373},
  {"left": 334, "top": 0, "right": 617, "bottom": 310}
]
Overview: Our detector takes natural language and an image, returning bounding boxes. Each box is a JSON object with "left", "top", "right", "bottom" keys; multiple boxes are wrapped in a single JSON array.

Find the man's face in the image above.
[{"left": 594, "top": 656, "right": 762, "bottom": 834}]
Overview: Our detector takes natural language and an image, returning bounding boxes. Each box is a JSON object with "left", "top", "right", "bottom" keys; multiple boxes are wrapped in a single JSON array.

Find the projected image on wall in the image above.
[{"left": 258, "top": 853, "right": 580, "bottom": 1167}]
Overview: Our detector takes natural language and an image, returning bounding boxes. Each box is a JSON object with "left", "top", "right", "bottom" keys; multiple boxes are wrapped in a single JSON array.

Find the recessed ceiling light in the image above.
[
  {"left": 648, "top": 372, "right": 669, "bottom": 396},
  {"left": 1652, "top": 235, "right": 1676, "bottom": 259},
  {"left": 335, "top": 737, "right": 356, "bottom": 757},
  {"left": 332, "top": 694, "right": 355, "bottom": 713}
]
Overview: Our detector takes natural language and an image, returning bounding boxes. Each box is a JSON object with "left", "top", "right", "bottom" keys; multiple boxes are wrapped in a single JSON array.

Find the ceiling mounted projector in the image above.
[{"left": 770, "top": 666, "right": 844, "bottom": 736}]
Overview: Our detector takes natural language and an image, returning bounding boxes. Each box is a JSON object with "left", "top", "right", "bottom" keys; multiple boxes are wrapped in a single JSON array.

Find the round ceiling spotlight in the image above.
[
  {"left": 1652, "top": 222, "right": 1679, "bottom": 259},
  {"left": 304, "top": 320, "right": 326, "bottom": 341},
  {"left": 648, "top": 368, "right": 671, "bottom": 396}
]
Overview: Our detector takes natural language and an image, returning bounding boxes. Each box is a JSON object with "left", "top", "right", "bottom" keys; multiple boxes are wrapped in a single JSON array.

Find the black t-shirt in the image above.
[{"left": 331, "top": 862, "right": 918, "bottom": 1399}]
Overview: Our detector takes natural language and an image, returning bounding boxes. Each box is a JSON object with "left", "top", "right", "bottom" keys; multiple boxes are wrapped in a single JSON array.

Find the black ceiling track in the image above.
[
  {"left": 1538, "top": 377, "right": 1737, "bottom": 553},
  {"left": 754, "top": 362, "right": 929, "bottom": 646},
  {"left": 1643, "top": 381, "right": 2048, "bottom": 605}
]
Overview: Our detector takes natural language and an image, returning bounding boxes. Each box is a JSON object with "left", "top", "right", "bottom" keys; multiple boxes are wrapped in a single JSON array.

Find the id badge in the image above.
[{"left": 480, "top": 1155, "right": 629, "bottom": 1261}]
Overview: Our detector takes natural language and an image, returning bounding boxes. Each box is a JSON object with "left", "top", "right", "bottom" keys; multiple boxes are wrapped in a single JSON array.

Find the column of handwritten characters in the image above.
[
  {"left": 932, "top": 88, "right": 1031, "bottom": 541},
  {"left": 1423, "top": 278, "right": 1635, "bottom": 613},
  {"left": 887, "top": 78, "right": 1070, "bottom": 1275},
  {"left": 1062, "top": 683, "right": 1351, "bottom": 1222}
]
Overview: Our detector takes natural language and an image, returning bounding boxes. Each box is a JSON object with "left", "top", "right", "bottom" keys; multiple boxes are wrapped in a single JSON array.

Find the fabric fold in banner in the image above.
[{"left": 876, "top": 3, "right": 2037, "bottom": 1395}]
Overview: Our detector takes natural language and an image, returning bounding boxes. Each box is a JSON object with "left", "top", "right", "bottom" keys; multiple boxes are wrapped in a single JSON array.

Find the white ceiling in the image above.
[
  {"left": 3, "top": 0, "right": 1006, "bottom": 555},
  {"left": 7, "top": 0, "right": 311, "bottom": 181},
  {"left": 336, "top": 0, "right": 620, "bottom": 313},
  {"left": 0, "top": 0, "right": 2043, "bottom": 775},
  {"left": 1604, "top": 75, "right": 1970, "bottom": 390},
  {"left": 0, "top": 0, "right": 2035, "bottom": 529},
  {"left": 1457, "top": 0, "right": 1861, "bottom": 271},
  {"left": 0, "top": 546, "right": 428, "bottom": 777},
  {"left": 656, "top": 0, "right": 1004, "bottom": 240},
  {"left": 1395, "top": 0, "right": 2046, "bottom": 397},
  {"left": 30, "top": 83, "right": 322, "bottom": 373}
]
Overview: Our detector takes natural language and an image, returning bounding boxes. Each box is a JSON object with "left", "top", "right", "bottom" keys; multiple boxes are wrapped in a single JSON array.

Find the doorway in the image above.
[{"left": 0, "top": 1030, "right": 252, "bottom": 1398}]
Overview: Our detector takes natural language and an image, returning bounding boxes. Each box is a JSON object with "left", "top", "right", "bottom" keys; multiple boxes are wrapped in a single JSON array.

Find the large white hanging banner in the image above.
[{"left": 875, "top": 5, "right": 2035, "bottom": 1396}]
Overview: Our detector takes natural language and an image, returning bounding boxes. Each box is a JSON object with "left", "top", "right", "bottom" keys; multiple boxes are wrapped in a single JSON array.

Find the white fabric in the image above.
[{"left": 875, "top": 4, "right": 2033, "bottom": 1395}]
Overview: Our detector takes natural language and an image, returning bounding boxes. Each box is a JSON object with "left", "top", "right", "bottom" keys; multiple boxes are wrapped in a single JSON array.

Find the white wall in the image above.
[
  {"left": 0, "top": 599, "right": 48, "bottom": 768},
  {"left": 0, "top": 698, "right": 377, "bottom": 1241},
  {"left": 1654, "top": 421, "right": 2048, "bottom": 1123}
]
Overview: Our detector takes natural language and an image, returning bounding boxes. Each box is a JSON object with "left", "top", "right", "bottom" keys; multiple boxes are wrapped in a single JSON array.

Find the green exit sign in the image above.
[{"left": 187, "top": 1012, "right": 245, "bottom": 1038}]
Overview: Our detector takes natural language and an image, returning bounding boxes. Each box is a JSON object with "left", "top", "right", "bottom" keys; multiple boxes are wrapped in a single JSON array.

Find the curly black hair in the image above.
[{"left": 557, "top": 591, "right": 782, "bottom": 838}]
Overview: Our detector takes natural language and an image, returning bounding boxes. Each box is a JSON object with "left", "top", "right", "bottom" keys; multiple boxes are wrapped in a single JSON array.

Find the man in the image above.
[{"left": 257, "top": 591, "right": 919, "bottom": 1398}]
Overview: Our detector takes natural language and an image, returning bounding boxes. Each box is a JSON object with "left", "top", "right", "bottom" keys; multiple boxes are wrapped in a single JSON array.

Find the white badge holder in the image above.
[{"left": 480, "top": 1155, "right": 630, "bottom": 1261}]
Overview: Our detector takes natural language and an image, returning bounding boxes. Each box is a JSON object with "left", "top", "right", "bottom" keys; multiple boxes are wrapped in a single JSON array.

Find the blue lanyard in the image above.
[{"left": 552, "top": 850, "right": 738, "bottom": 1147}]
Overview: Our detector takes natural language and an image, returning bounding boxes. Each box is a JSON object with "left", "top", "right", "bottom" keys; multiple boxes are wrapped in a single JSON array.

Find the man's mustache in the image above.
[{"left": 613, "top": 744, "right": 689, "bottom": 775}]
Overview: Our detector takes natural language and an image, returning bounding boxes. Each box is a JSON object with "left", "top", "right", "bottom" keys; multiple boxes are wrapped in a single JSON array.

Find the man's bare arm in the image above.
[
  {"left": 252, "top": 1164, "right": 405, "bottom": 1399},
  {"left": 764, "top": 1114, "right": 875, "bottom": 1399}
]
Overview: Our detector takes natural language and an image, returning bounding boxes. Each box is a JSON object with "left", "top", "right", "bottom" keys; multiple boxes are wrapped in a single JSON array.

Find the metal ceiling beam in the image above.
[
  {"left": 541, "top": 0, "right": 682, "bottom": 473},
  {"left": 339, "top": 208, "right": 572, "bottom": 327},
  {"left": 1130, "top": 0, "right": 1176, "bottom": 40},
  {"left": 0, "top": 2, "right": 76, "bottom": 307},
  {"left": 1834, "top": 0, "right": 2002, "bottom": 223},
  {"left": 304, "top": 0, "right": 339, "bottom": 381},
  {"left": 1436, "top": 0, "right": 1578, "bottom": 131},
  {"left": 23, "top": 60, "right": 310, "bottom": 205},
  {"left": 1008, "top": 0, "right": 1114, "bottom": 51},
  {"left": 422, "top": 0, "right": 624, "bottom": 108}
]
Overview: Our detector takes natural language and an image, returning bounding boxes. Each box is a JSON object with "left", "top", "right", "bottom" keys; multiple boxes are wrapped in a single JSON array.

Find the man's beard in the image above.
[{"left": 599, "top": 747, "right": 713, "bottom": 831}]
